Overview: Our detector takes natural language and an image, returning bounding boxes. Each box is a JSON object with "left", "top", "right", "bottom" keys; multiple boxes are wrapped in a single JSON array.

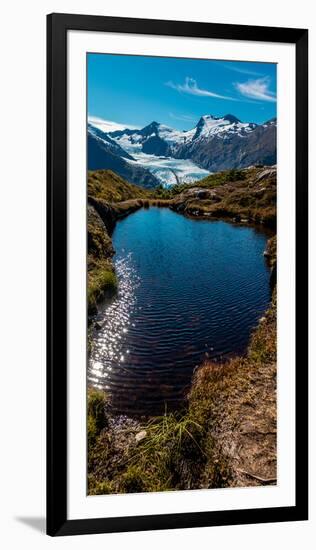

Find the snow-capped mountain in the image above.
[
  {"left": 105, "top": 114, "right": 261, "bottom": 153},
  {"left": 88, "top": 125, "right": 161, "bottom": 188},
  {"left": 173, "top": 116, "right": 276, "bottom": 172},
  {"left": 88, "top": 123, "right": 134, "bottom": 160},
  {"left": 107, "top": 121, "right": 185, "bottom": 155},
  {"left": 88, "top": 114, "right": 276, "bottom": 186},
  {"left": 191, "top": 114, "right": 258, "bottom": 140}
]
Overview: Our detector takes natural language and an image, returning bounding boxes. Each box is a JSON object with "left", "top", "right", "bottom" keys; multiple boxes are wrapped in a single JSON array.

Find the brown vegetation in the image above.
[
  {"left": 88, "top": 169, "right": 151, "bottom": 202},
  {"left": 169, "top": 166, "right": 276, "bottom": 228}
]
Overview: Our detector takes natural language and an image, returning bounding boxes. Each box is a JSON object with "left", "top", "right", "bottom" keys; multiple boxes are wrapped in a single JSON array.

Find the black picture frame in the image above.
[{"left": 47, "top": 12, "right": 308, "bottom": 536}]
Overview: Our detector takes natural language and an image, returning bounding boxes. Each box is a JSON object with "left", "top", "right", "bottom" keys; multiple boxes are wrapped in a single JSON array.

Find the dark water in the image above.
[{"left": 88, "top": 208, "right": 271, "bottom": 416}]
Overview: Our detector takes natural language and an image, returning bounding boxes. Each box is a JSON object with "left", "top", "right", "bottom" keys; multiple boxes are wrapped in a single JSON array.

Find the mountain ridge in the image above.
[{"left": 88, "top": 114, "right": 276, "bottom": 185}]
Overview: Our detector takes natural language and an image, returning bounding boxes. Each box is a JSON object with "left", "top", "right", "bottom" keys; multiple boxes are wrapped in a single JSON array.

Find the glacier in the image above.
[{"left": 125, "top": 152, "right": 210, "bottom": 187}]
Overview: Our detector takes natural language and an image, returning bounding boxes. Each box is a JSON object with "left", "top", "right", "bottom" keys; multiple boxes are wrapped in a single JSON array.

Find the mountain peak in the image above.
[
  {"left": 196, "top": 115, "right": 214, "bottom": 127},
  {"left": 263, "top": 117, "right": 277, "bottom": 125},
  {"left": 140, "top": 121, "right": 161, "bottom": 137},
  {"left": 198, "top": 114, "right": 240, "bottom": 123},
  {"left": 147, "top": 120, "right": 160, "bottom": 128},
  {"left": 197, "top": 114, "right": 241, "bottom": 127},
  {"left": 223, "top": 114, "right": 241, "bottom": 124},
  {"left": 199, "top": 114, "right": 217, "bottom": 122}
]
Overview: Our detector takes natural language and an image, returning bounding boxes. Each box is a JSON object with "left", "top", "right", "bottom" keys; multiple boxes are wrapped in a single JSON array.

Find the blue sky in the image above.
[{"left": 87, "top": 54, "right": 276, "bottom": 130}]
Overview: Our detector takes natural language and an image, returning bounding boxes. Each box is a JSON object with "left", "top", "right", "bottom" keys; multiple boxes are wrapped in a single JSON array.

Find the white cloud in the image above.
[
  {"left": 169, "top": 112, "right": 196, "bottom": 122},
  {"left": 235, "top": 77, "right": 276, "bottom": 102},
  {"left": 88, "top": 115, "right": 140, "bottom": 132},
  {"left": 166, "top": 77, "right": 236, "bottom": 100},
  {"left": 218, "top": 62, "right": 263, "bottom": 77}
]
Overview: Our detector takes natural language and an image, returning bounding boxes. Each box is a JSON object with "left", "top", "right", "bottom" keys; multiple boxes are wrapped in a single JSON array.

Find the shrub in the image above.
[{"left": 226, "top": 168, "right": 246, "bottom": 182}]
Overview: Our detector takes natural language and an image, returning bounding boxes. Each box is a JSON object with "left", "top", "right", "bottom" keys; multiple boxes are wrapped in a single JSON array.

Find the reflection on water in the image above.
[
  {"left": 89, "top": 254, "right": 140, "bottom": 388},
  {"left": 88, "top": 208, "right": 271, "bottom": 416}
]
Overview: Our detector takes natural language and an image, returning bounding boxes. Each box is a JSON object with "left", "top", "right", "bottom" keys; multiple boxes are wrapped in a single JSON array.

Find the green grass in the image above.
[
  {"left": 87, "top": 201, "right": 118, "bottom": 313},
  {"left": 87, "top": 405, "right": 209, "bottom": 493},
  {"left": 87, "top": 389, "right": 108, "bottom": 446},
  {"left": 152, "top": 168, "right": 247, "bottom": 200},
  {"left": 185, "top": 168, "right": 247, "bottom": 189},
  {"left": 88, "top": 170, "right": 151, "bottom": 202},
  {"left": 124, "top": 412, "right": 206, "bottom": 491},
  {"left": 88, "top": 262, "right": 117, "bottom": 314}
]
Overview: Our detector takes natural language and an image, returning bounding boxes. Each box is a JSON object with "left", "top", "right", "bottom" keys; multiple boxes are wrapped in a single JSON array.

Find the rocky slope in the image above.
[
  {"left": 169, "top": 166, "right": 277, "bottom": 228},
  {"left": 173, "top": 118, "right": 276, "bottom": 172}
]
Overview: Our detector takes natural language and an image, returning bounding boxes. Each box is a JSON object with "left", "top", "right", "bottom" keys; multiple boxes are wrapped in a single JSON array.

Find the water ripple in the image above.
[{"left": 88, "top": 209, "right": 271, "bottom": 415}]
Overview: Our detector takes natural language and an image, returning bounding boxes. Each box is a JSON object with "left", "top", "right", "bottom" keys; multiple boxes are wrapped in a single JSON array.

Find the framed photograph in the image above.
[{"left": 47, "top": 13, "right": 308, "bottom": 536}]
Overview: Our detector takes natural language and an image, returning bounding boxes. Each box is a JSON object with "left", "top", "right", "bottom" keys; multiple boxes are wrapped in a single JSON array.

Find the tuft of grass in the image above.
[
  {"left": 88, "top": 263, "right": 117, "bottom": 314},
  {"left": 87, "top": 389, "right": 108, "bottom": 446}
]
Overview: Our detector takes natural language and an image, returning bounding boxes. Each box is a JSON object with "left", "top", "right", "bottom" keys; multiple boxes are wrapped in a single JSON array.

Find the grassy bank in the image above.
[
  {"left": 87, "top": 171, "right": 172, "bottom": 314},
  {"left": 87, "top": 204, "right": 117, "bottom": 315},
  {"left": 88, "top": 169, "right": 151, "bottom": 202},
  {"left": 168, "top": 166, "right": 276, "bottom": 228}
]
